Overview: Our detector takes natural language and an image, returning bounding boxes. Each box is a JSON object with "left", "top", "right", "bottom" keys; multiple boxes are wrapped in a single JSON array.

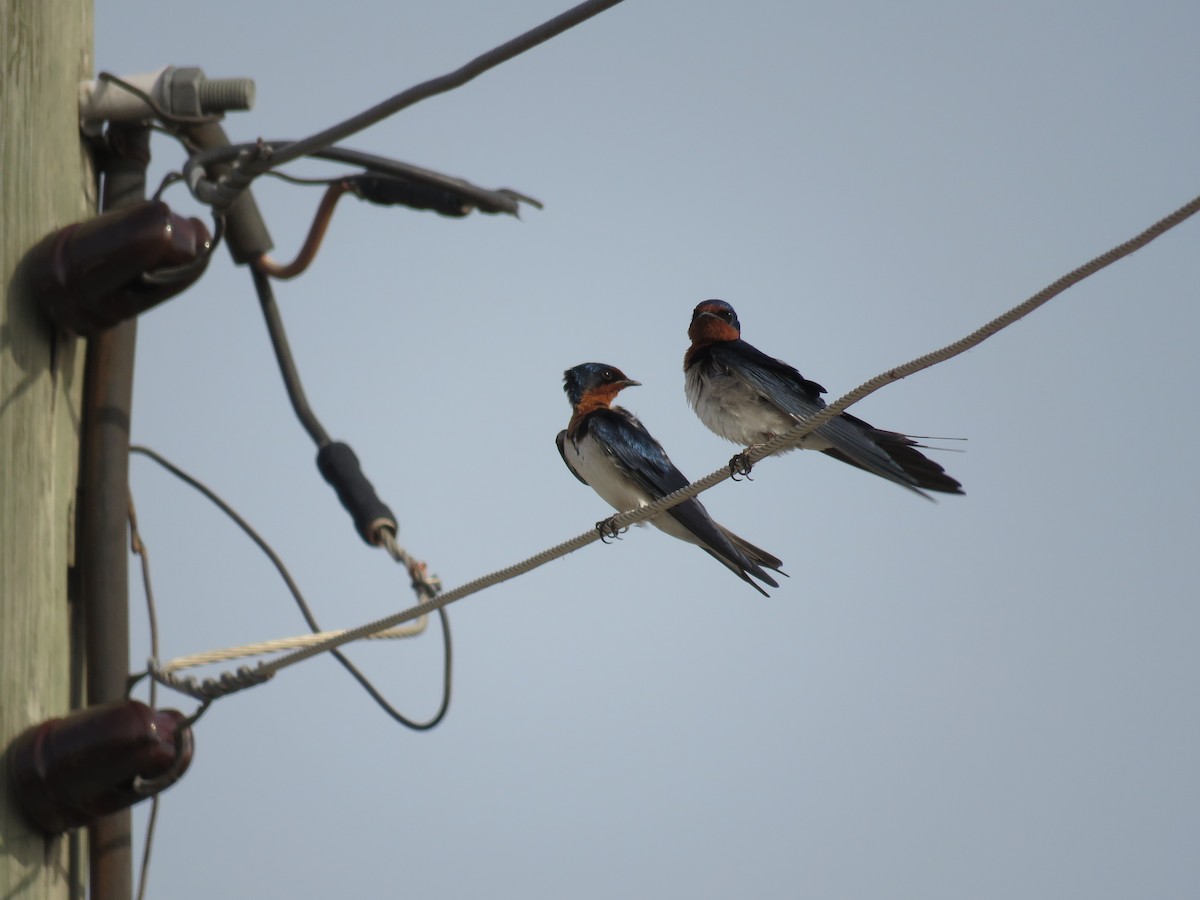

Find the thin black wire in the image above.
[
  {"left": 183, "top": 0, "right": 625, "bottom": 206},
  {"left": 250, "top": 266, "right": 331, "bottom": 446},
  {"left": 134, "top": 797, "right": 159, "bottom": 900},
  {"left": 269, "top": 0, "right": 625, "bottom": 168},
  {"left": 129, "top": 445, "right": 453, "bottom": 730},
  {"left": 129, "top": 497, "right": 160, "bottom": 707},
  {"left": 150, "top": 170, "right": 184, "bottom": 201},
  {"left": 128, "top": 500, "right": 160, "bottom": 900}
]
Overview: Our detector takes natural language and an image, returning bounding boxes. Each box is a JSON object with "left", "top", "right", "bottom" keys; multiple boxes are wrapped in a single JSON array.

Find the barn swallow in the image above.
[
  {"left": 684, "top": 299, "right": 963, "bottom": 496},
  {"left": 557, "top": 362, "right": 784, "bottom": 596}
]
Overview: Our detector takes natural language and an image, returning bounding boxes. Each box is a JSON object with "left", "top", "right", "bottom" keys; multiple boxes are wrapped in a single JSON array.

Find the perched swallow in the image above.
[
  {"left": 557, "top": 362, "right": 785, "bottom": 596},
  {"left": 684, "top": 299, "right": 963, "bottom": 496}
]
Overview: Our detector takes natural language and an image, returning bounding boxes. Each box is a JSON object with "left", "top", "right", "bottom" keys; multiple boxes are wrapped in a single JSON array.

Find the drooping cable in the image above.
[{"left": 129, "top": 445, "right": 452, "bottom": 729}]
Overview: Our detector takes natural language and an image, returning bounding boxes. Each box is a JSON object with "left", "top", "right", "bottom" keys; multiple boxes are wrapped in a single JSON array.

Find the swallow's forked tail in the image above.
[
  {"left": 708, "top": 526, "right": 787, "bottom": 597},
  {"left": 821, "top": 413, "right": 964, "bottom": 496}
]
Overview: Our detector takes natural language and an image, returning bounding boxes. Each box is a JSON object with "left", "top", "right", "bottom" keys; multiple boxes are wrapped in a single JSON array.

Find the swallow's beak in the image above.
[{"left": 620, "top": 379, "right": 642, "bottom": 389}]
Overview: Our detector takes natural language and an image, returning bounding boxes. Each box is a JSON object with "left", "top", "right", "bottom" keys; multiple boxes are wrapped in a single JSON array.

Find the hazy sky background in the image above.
[{"left": 94, "top": 2, "right": 1199, "bottom": 898}]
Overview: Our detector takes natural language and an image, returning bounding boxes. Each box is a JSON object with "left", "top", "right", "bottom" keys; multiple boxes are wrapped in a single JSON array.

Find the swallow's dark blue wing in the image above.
[
  {"left": 707, "top": 341, "right": 962, "bottom": 495},
  {"left": 705, "top": 340, "right": 827, "bottom": 416},
  {"left": 556, "top": 429, "right": 589, "bottom": 485},
  {"left": 585, "top": 408, "right": 781, "bottom": 591},
  {"left": 584, "top": 409, "right": 696, "bottom": 506}
]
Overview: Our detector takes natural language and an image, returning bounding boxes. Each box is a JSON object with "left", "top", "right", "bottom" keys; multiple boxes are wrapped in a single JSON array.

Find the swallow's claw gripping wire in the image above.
[
  {"left": 596, "top": 516, "right": 627, "bottom": 543},
  {"left": 729, "top": 451, "right": 755, "bottom": 482}
]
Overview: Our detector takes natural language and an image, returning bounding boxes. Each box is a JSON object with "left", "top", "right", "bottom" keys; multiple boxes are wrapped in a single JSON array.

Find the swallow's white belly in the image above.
[
  {"left": 685, "top": 366, "right": 830, "bottom": 451},
  {"left": 564, "top": 433, "right": 702, "bottom": 546},
  {"left": 565, "top": 433, "right": 650, "bottom": 513}
]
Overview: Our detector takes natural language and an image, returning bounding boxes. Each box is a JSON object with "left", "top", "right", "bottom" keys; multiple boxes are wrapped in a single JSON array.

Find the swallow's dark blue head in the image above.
[
  {"left": 689, "top": 299, "right": 742, "bottom": 343},
  {"left": 562, "top": 362, "right": 640, "bottom": 408},
  {"left": 691, "top": 299, "right": 741, "bottom": 330}
]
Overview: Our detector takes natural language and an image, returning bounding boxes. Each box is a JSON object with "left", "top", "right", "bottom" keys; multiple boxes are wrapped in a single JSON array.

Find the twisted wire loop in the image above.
[
  {"left": 257, "top": 529, "right": 604, "bottom": 677},
  {"left": 147, "top": 529, "right": 602, "bottom": 698},
  {"left": 146, "top": 567, "right": 439, "bottom": 700},
  {"left": 148, "top": 191, "right": 1200, "bottom": 701},
  {"left": 379, "top": 527, "right": 443, "bottom": 602},
  {"left": 133, "top": 441, "right": 443, "bottom": 700}
]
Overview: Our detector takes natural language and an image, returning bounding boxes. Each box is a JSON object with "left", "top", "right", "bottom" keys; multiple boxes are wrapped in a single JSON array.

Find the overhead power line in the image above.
[
  {"left": 147, "top": 189, "right": 1200, "bottom": 702},
  {"left": 184, "top": 0, "right": 626, "bottom": 209}
]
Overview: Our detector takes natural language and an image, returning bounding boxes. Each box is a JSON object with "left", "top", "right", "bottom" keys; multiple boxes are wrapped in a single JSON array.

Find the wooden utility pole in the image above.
[{"left": 1, "top": 0, "right": 95, "bottom": 897}]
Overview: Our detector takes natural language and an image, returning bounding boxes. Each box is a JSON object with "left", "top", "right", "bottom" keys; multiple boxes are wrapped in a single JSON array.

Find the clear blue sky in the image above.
[{"left": 97, "top": 2, "right": 1199, "bottom": 897}]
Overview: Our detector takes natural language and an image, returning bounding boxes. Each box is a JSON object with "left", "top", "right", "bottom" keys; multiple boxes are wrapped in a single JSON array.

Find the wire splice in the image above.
[
  {"left": 131, "top": 445, "right": 452, "bottom": 727},
  {"left": 253, "top": 163, "right": 536, "bottom": 281},
  {"left": 347, "top": 173, "right": 473, "bottom": 216},
  {"left": 249, "top": 269, "right": 409, "bottom": 551},
  {"left": 316, "top": 441, "right": 398, "bottom": 545},
  {"left": 312, "top": 147, "right": 541, "bottom": 214}
]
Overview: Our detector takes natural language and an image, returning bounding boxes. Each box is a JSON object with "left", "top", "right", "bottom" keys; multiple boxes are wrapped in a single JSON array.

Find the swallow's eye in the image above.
[
  {"left": 601, "top": 369, "right": 614, "bottom": 381},
  {"left": 699, "top": 304, "right": 732, "bottom": 321}
]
